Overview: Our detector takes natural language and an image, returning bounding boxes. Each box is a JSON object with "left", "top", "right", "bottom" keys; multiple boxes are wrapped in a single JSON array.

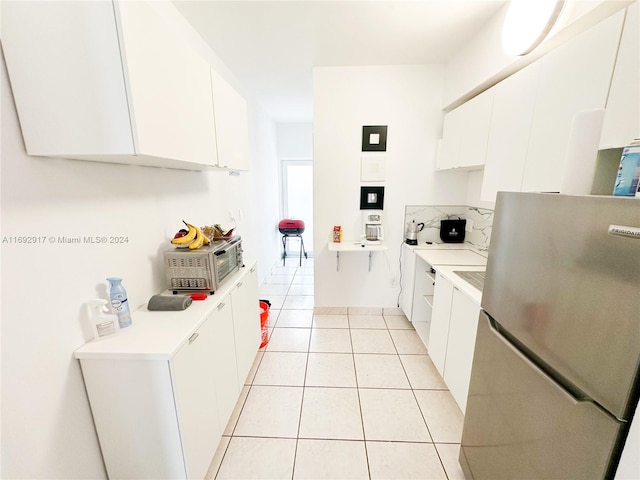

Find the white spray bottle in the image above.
[{"left": 86, "top": 299, "right": 120, "bottom": 341}]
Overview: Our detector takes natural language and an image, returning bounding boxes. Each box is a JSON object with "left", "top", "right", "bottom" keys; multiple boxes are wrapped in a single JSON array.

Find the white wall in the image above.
[
  {"left": 277, "top": 123, "right": 313, "bottom": 160},
  {"left": 313, "top": 65, "right": 469, "bottom": 308},
  {"left": 443, "top": 0, "right": 632, "bottom": 107},
  {"left": 0, "top": 46, "right": 279, "bottom": 478},
  {"left": 249, "top": 108, "right": 282, "bottom": 283}
]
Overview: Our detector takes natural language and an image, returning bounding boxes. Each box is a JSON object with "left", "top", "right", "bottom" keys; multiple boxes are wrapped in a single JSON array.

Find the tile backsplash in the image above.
[{"left": 404, "top": 205, "right": 494, "bottom": 251}]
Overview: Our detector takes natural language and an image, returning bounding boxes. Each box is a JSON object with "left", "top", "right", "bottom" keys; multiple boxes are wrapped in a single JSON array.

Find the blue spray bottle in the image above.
[{"left": 107, "top": 277, "right": 132, "bottom": 328}]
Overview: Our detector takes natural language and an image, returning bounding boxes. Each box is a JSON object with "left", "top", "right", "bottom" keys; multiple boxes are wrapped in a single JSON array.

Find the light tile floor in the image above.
[{"left": 209, "top": 258, "right": 467, "bottom": 480}]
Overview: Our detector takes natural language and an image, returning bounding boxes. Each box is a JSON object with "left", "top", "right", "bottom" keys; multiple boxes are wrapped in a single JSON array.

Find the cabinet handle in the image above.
[
  {"left": 217, "top": 302, "right": 226, "bottom": 311},
  {"left": 188, "top": 333, "right": 199, "bottom": 344},
  {"left": 237, "top": 282, "right": 243, "bottom": 288}
]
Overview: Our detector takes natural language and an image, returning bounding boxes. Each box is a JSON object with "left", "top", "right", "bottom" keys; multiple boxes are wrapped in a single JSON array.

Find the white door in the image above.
[{"left": 281, "top": 160, "right": 314, "bottom": 256}]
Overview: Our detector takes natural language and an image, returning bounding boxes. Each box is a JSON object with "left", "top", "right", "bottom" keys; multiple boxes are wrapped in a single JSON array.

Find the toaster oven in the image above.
[{"left": 164, "top": 236, "right": 243, "bottom": 294}]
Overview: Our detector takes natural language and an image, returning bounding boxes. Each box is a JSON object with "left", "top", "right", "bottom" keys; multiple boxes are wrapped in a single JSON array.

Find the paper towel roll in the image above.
[{"left": 560, "top": 109, "right": 605, "bottom": 195}]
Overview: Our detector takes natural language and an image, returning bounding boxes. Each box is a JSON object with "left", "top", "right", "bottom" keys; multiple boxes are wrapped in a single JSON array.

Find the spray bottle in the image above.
[
  {"left": 107, "top": 277, "right": 132, "bottom": 328},
  {"left": 86, "top": 299, "right": 119, "bottom": 341}
]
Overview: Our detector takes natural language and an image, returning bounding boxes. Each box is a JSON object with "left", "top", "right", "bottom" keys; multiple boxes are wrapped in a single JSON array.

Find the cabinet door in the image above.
[
  {"left": 231, "top": 266, "right": 261, "bottom": 386},
  {"left": 481, "top": 62, "right": 541, "bottom": 203},
  {"left": 457, "top": 89, "right": 494, "bottom": 169},
  {"left": 600, "top": 2, "right": 639, "bottom": 149},
  {"left": 522, "top": 10, "right": 624, "bottom": 193},
  {"left": 211, "top": 69, "right": 251, "bottom": 171},
  {"left": 115, "top": 1, "right": 218, "bottom": 166},
  {"left": 428, "top": 273, "right": 454, "bottom": 377},
  {"left": 400, "top": 246, "right": 417, "bottom": 321},
  {"left": 443, "top": 288, "right": 481, "bottom": 413},
  {"left": 1, "top": 1, "right": 133, "bottom": 156},
  {"left": 172, "top": 318, "right": 221, "bottom": 479},
  {"left": 436, "top": 108, "right": 463, "bottom": 170},
  {"left": 80, "top": 359, "right": 186, "bottom": 479},
  {"left": 411, "top": 258, "right": 435, "bottom": 345},
  {"left": 210, "top": 298, "right": 241, "bottom": 432}
]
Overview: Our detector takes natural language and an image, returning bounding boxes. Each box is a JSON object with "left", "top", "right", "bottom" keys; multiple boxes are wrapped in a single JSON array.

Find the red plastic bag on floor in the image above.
[{"left": 259, "top": 301, "right": 269, "bottom": 348}]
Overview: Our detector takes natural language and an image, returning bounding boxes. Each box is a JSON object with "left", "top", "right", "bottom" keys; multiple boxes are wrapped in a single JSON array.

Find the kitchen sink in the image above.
[{"left": 453, "top": 271, "right": 486, "bottom": 292}]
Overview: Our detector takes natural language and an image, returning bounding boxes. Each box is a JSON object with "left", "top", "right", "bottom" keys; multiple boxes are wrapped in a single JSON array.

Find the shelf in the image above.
[
  {"left": 327, "top": 242, "right": 389, "bottom": 252},
  {"left": 327, "top": 242, "right": 389, "bottom": 271},
  {"left": 423, "top": 295, "right": 434, "bottom": 308}
]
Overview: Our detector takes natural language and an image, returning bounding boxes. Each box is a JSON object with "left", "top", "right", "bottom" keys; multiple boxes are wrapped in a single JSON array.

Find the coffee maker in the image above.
[
  {"left": 362, "top": 210, "right": 384, "bottom": 244},
  {"left": 405, "top": 220, "right": 424, "bottom": 245}
]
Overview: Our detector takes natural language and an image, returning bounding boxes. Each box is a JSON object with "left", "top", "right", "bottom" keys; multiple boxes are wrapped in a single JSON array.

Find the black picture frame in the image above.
[
  {"left": 362, "top": 125, "right": 387, "bottom": 152},
  {"left": 360, "top": 186, "right": 385, "bottom": 210}
]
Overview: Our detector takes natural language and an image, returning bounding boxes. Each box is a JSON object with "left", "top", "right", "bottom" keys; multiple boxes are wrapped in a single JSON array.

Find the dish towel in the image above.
[{"left": 147, "top": 294, "right": 192, "bottom": 311}]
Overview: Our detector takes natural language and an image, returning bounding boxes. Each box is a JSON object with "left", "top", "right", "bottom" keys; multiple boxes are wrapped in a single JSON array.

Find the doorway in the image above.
[{"left": 281, "top": 159, "right": 313, "bottom": 257}]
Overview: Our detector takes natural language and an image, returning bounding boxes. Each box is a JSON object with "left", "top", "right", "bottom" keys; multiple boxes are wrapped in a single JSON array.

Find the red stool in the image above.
[{"left": 278, "top": 219, "right": 308, "bottom": 266}]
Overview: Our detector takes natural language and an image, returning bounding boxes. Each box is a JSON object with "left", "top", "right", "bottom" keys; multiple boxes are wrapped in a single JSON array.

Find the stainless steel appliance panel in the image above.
[
  {"left": 481, "top": 193, "right": 640, "bottom": 419},
  {"left": 460, "top": 312, "right": 621, "bottom": 480}
]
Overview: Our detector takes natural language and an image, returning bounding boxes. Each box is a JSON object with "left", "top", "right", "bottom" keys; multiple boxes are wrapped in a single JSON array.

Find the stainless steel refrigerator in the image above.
[{"left": 460, "top": 192, "right": 640, "bottom": 480}]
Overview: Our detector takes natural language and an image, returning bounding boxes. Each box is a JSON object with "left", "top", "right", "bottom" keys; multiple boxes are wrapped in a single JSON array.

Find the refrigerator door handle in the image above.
[{"left": 488, "top": 318, "right": 581, "bottom": 406}]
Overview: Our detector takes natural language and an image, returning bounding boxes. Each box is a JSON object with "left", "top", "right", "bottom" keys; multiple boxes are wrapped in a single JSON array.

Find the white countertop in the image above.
[
  {"left": 74, "top": 260, "right": 256, "bottom": 361},
  {"left": 414, "top": 248, "right": 488, "bottom": 267},
  {"left": 405, "top": 242, "right": 488, "bottom": 255},
  {"left": 436, "top": 265, "right": 485, "bottom": 305}
]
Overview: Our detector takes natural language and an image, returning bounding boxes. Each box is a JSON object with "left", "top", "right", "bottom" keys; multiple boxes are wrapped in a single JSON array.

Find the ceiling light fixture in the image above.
[{"left": 502, "top": 0, "right": 565, "bottom": 56}]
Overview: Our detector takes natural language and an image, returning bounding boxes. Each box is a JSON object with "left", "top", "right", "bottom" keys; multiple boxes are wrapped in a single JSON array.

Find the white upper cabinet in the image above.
[
  {"left": 480, "top": 62, "right": 541, "bottom": 203},
  {"left": 521, "top": 10, "right": 624, "bottom": 193},
  {"left": 436, "top": 89, "right": 494, "bottom": 171},
  {"left": 1, "top": 1, "right": 249, "bottom": 171},
  {"left": 600, "top": 2, "right": 640, "bottom": 149},
  {"left": 211, "top": 69, "right": 251, "bottom": 171},
  {"left": 115, "top": 1, "right": 218, "bottom": 167},
  {"left": 1, "top": 1, "right": 134, "bottom": 157}
]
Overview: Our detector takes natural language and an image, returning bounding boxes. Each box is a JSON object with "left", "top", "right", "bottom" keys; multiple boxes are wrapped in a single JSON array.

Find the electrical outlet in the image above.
[
  {"left": 390, "top": 276, "right": 397, "bottom": 287},
  {"left": 465, "top": 219, "right": 474, "bottom": 232},
  {"left": 229, "top": 210, "right": 234, "bottom": 221}
]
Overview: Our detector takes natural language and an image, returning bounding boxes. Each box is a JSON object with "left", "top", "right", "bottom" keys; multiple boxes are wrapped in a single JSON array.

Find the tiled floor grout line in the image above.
[
  {"left": 229, "top": 260, "right": 460, "bottom": 479},
  {"left": 347, "top": 314, "right": 372, "bottom": 480},
  {"left": 291, "top": 262, "right": 313, "bottom": 480}
]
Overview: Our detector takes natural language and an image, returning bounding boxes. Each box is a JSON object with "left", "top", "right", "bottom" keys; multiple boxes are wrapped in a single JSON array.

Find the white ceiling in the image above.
[{"left": 173, "top": 1, "right": 509, "bottom": 123}]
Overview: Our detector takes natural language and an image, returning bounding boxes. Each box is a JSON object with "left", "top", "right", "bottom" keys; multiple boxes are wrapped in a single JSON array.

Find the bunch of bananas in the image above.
[{"left": 171, "top": 221, "right": 211, "bottom": 250}]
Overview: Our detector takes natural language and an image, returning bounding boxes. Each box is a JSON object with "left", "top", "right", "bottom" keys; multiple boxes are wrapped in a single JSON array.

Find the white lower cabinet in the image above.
[
  {"left": 443, "top": 288, "right": 480, "bottom": 413},
  {"left": 427, "top": 272, "right": 481, "bottom": 413},
  {"left": 209, "top": 298, "right": 241, "bottom": 434},
  {"left": 230, "top": 265, "right": 261, "bottom": 386},
  {"left": 428, "top": 272, "right": 455, "bottom": 377},
  {"left": 172, "top": 313, "right": 224, "bottom": 479},
  {"left": 75, "top": 264, "right": 260, "bottom": 479},
  {"left": 399, "top": 246, "right": 417, "bottom": 321},
  {"left": 410, "top": 256, "right": 436, "bottom": 345}
]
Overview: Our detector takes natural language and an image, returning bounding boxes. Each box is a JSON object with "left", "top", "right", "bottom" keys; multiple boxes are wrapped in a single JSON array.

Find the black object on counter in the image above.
[{"left": 440, "top": 217, "right": 466, "bottom": 243}]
